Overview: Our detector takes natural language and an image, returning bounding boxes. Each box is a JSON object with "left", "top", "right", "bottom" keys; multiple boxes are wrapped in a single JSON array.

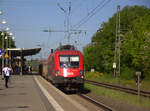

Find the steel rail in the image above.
[
  {"left": 78, "top": 94, "right": 116, "bottom": 111},
  {"left": 85, "top": 80, "right": 150, "bottom": 98}
]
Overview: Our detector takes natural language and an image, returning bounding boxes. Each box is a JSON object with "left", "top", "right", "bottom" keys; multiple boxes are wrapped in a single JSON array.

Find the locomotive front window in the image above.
[
  {"left": 70, "top": 56, "right": 79, "bottom": 68},
  {"left": 59, "top": 55, "right": 79, "bottom": 68},
  {"left": 60, "top": 56, "right": 69, "bottom": 62}
]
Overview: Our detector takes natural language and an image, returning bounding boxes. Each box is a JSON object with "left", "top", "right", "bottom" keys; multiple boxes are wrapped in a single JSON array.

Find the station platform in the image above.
[
  {"left": 0, "top": 74, "right": 48, "bottom": 111},
  {"left": 0, "top": 74, "right": 92, "bottom": 111}
]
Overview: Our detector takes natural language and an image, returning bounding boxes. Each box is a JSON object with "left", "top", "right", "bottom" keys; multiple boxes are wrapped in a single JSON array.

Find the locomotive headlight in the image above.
[
  {"left": 56, "top": 70, "right": 60, "bottom": 75},
  {"left": 79, "top": 70, "right": 83, "bottom": 75}
]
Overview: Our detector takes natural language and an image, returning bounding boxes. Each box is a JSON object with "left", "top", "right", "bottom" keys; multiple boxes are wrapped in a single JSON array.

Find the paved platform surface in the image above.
[
  {"left": 0, "top": 75, "right": 95, "bottom": 111},
  {"left": 0, "top": 75, "right": 48, "bottom": 111}
]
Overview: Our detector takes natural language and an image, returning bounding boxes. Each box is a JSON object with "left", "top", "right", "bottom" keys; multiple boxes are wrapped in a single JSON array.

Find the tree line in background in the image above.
[
  {"left": 0, "top": 31, "right": 16, "bottom": 65},
  {"left": 0, "top": 31, "right": 16, "bottom": 49},
  {"left": 83, "top": 5, "right": 150, "bottom": 80}
]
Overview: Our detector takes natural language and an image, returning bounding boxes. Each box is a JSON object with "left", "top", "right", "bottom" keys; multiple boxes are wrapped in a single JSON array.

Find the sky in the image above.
[{"left": 0, "top": 0, "right": 150, "bottom": 59}]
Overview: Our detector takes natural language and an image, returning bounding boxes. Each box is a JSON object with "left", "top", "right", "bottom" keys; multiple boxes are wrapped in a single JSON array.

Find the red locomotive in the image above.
[{"left": 47, "top": 45, "right": 84, "bottom": 90}]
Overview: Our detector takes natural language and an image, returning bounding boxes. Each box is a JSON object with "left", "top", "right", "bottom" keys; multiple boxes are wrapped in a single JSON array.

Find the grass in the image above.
[
  {"left": 85, "top": 83, "right": 150, "bottom": 109},
  {"left": 85, "top": 71, "right": 150, "bottom": 91}
]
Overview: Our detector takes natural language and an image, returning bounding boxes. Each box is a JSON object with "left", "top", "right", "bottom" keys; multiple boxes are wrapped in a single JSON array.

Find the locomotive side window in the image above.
[{"left": 59, "top": 55, "right": 79, "bottom": 68}]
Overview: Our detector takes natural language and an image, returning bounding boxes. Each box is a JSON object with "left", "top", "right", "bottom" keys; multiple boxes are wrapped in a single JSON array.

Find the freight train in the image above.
[{"left": 42, "top": 45, "right": 84, "bottom": 90}]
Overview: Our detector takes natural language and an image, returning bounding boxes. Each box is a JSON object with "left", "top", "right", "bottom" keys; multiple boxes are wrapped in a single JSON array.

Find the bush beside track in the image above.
[{"left": 85, "top": 71, "right": 150, "bottom": 92}]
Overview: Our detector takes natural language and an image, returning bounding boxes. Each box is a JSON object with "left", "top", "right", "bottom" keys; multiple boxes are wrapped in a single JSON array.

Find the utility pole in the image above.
[
  {"left": 1, "top": 32, "right": 5, "bottom": 78},
  {"left": 5, "top": 35, "right": 8, "bottom": 66},
  {"left": 57, "top": 2, "right": 71, "bottom": 44},
  {"left": 8, "top": 32, "right": 14, "bottom": 67},
  {"left": 1, "top": 19, "right": 7, "bottom": 79},
  {"left": 44, "top": 2, "right": 86, "bottom": 45},
  {"left": 118, "top": 5, "right": 121, "bottom": 76},
  {"left": 113, "top": 5, "right": 121, "bottom": 76}
]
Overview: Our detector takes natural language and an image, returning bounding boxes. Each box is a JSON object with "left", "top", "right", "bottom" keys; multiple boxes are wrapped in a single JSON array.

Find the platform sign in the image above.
[
  {"left": 91, "top": 68, "right": 95, "bottom": 72},
  {"left": 113, "top": 62, "right": 116, "bottom": 69},
  {"left": 136, "top": 71, "right": 141, "bottom": 102},
  {"left": 136, "top": 72, "right": 141, "bottom": 76},
  {"left": 5, "top": 53, "right": 9, "bottom": 58},
  {"left": 1, "top": 50, "right": 5, "bottom": 55}
]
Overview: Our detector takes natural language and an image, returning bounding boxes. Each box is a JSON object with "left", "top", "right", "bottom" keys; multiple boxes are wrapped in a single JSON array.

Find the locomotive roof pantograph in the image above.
[{"left": 55, "top": 45, "right": 77, "bottom": 51}]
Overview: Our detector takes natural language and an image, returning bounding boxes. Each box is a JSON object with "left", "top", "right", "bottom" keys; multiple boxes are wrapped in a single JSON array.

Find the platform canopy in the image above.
[{"left": 7, "top": 48, "right": 41, "bottom": 57}]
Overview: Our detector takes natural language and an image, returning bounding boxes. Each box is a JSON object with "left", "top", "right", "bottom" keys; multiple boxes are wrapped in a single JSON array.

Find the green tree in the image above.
[
  {"left": 84, "top": 5, "right": 150, "bottom": 79},
  {"left": 0, "top": 31, "right": 16, "bottom": 49}
]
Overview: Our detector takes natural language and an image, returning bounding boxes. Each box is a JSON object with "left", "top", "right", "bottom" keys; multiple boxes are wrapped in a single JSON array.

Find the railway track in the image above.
[
  {"left": 85, "top": 80, "right": 150, "bottom": 98},
  {"left": 43, "top": 76, "right": 116, "bottom": 110},
  {"left": 78, "top": 94, "right": 116, "bottom": 111}
]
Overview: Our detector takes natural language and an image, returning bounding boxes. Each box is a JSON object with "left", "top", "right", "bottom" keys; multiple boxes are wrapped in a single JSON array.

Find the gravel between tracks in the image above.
[{"left": 85, "top": 93, "right": 150, "bottom": 111}]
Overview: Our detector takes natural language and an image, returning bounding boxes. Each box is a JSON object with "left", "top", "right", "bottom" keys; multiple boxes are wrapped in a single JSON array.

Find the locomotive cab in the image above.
[{"left": 48, "top": 45, "right": 84, "bottom": 90}]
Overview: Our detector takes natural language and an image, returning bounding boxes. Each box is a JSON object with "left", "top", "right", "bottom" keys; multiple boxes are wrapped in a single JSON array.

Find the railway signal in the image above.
[{"left": 136, "top": 72, "right": 141, "bottom": 102}]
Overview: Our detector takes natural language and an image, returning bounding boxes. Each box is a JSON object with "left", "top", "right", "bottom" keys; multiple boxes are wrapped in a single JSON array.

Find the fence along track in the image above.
[{"left": 85, "top": 80, "right": 150, "bottom": 98}]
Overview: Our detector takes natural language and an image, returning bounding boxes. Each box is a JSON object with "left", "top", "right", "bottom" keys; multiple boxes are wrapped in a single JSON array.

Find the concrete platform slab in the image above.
[
  {"left": 0, "top": 75, "right": 47, "bottom": 111},
  {"left": 0, "top": 75, "right": 99, "bottom": 111}
]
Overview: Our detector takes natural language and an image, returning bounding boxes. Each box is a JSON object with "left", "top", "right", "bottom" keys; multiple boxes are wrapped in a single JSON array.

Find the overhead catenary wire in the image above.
[
  {"left": 54, "top": 0, "right": 112, "bottom": 45},
  {"left": 73, "top": 0, "right": 106, "bottom": 27},
  {"left": 55, "top": 1, "right": 87, "bottom": 44},
  {"left": 73, "top": 0, "right": 112, "bottom": 29},
  {"left": 3, "top": 0, "right": 113, "bottom": 54}
]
